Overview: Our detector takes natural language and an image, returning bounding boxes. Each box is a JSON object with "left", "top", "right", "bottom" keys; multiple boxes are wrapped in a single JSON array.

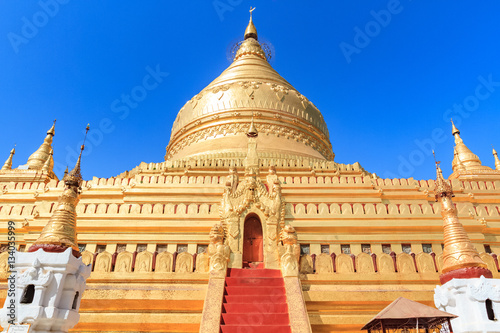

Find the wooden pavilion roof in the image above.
[{"left": 362, "top": 297, "right": 457, "bottom": 331}]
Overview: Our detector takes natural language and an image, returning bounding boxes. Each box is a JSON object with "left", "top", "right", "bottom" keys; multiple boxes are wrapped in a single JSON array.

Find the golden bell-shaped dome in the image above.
[{"left": 165, "top": 14, "right": 333, "bottom": 162}]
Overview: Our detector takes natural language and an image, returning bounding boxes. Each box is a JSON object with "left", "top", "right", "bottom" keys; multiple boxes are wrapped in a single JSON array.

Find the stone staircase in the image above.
[{"left": 220, "top": 268, "right": 291, "bottom": 333}]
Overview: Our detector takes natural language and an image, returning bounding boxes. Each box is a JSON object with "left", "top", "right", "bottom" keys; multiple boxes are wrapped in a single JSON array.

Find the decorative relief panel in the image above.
[
  {"left": 80, "top": 251, "right": 93, "bottom": 267},
  {"left": 155, "top": 252, "right": 173, "bottom": 272},
  {"left": 135, "top": 251, "right": 153, "bottom": 272},
  {"left": 356, "top": 253, "right": 374, "bottom": 273},
  {"left": 336, "top": 254, "right": 354, "bottom": 273},
  {"left": 315, "top": 253, "right": 333, "bottom": 274},
  {"left": 175, "top": 252, "right": 193, "bottom": 273},
  {"left": 377, "top": 253, "right": 395, "bottom": 273},
  {"left": 396, "top": 253, "right": 416, "bottom": 273},
  {"left": 115, "top": 251, "right": 133, "bottom": 273},
  {"left": 415, "top": 253, "right": 436, "bottom": 273},
  {"left": 94, "top": 251, "right": 112, "bottom": 273},
  {"left": 196, "top": 252, "right": 210, "bottom": 273}
]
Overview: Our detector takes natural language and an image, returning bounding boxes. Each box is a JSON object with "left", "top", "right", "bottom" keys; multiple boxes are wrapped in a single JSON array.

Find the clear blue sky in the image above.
[{"left": 1, "top": 1, "right": 499, "bottom": 181}]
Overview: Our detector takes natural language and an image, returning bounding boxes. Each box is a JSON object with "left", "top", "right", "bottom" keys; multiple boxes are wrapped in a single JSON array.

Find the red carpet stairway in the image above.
[{"left": 220, "top": 268, "right": 292, "bottom": 333}]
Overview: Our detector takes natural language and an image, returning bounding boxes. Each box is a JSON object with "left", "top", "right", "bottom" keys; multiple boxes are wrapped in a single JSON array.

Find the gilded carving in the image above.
[
  {"left": 226, "top": 167, "right": 239, "bottom": 194},
  {"left": 167, "top": 121, "right": 333, "bottom": 161},
  {"left": 336, "top": 253, "right": 354, "bottom": 273},
  {"left": 268, "top": 83, "right": 289, "bottom": 102},
  {"left": 80, "top": 250, "right": 93, "bottom": 266},
  {"left": 135, "top": 251, "right": 153, "bottom": 272},
  {"left": 279, "top": 225, "right": 300, "bottom": 277},
  {"left": 196, "top": 252, "right": 210, "bottom": 273},
  {"left": 377, "top": 253, "right": 395, "bottom": 273},
  {"left": 415, "top": 253, "right": 436, "bottom": 273},
  {"left": 94, "top": 251, "right": 112, "bottom": 273},
  {"left": 208, "top": 224, "right": 230, "bottom": 272},
  {"left": 219, "top": 163, "right": 285, "bottom": 267},
  {"left": 315, "top": 253, "right": 333, "bottom": 274},
  {"left": 396, "top": 253, "right": 416, "bottom": 273},
  {"left": 175, "top": 252, "right": 193, "bottom": 273},
  {"left": 356, "top": 253, "right": 375, "bottom": 273},
  {"left": 155, "top": 251, "right": 173, "bottom": 272},
  {"left": 115, "top": 251, "right": 133, "bottom": 273}
]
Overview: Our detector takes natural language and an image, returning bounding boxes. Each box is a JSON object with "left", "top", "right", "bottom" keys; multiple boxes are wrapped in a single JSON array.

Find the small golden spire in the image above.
[
  {"left": 453, "top": 148, "right": 466, "bottom": 172},
  {"left": 42, "top": 149, "right": 54, "bottom": 173},
  {"left": 1, "top": 146, "right": 15, "bottom": 171},
  {"left": 245, "top": 116, "right": 259, "bottom": 174},
  {"left": 29, "top": 124, "right": 90, "bottom": 255},
  {"left": 247, "top": 116, "right": 258, "bottom": 138},
  {"left": 434, "top": 152, "right": 491, "bottom": 283},
  {"left": 450, "top": 119, "right": 491, "bottom": 173},
  {"left": 493, "top": 146, "right": 500, "bottom": 170},
  {"left": 27, "top": 120, "right": 56, "bottom": 169},
  {"left": 63, "top": 166, "right": 69, "bottom": 178},
  {"left": 244, "top": 7, "right": 258, "bottom": 40}
]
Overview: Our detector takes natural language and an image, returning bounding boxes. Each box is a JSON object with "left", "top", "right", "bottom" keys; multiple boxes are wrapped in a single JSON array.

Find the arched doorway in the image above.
[{"left": 243, "top": 215, "right": 263, "bottom": 267}]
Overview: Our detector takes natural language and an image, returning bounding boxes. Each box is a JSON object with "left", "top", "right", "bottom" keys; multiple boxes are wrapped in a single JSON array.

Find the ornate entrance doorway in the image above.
[{"left": 242, "top": 216, "right": 263, "bottom": 267}]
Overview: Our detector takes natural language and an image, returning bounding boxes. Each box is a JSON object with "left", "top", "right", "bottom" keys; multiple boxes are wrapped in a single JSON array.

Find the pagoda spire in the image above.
[
  {"left": 493, "top": 146, "right": 500, "bottom": 170},
  {"left": 29, "top": 124, "right": 89, "bottom": 256},
  {"left": 450, "top": 119, "right": 491, "bottom": 173},
  {"left": 27, "top": 120, "right": 56, "bottom": 169},
  {"left": 234, "top": 7, "right": 266, "bottom": 61},
  {"left": 433, "top": 152, "right": 492, "bottom": 284},
  {"left": 1, "top": 146, "right": 15, "bottom": 171},
  {"left": 244, "top": 7, "right": 258, "bottom": 40},
  {"left": 42, "top": 149, "right": 54, "bottom": 173}
]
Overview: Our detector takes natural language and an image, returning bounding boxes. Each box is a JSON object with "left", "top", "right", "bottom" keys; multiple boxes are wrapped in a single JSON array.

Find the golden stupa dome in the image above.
[{"left": 165, "top": 13, "right": 333, "bottom": 161}]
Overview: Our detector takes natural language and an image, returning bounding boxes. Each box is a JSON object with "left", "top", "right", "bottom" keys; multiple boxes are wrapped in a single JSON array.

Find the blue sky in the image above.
[{"left": 0, "top": 1, "right": 499, "bottom": 180}]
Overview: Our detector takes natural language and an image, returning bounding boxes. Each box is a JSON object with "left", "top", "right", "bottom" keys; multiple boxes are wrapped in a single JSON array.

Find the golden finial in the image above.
[
  {"left": 451, "top": 118, "right": 460, "bottom": 136},
  {"left": 1, "top": 145, "right": 16, "bottom": 171},
  {"left": 29, "top": 124, "right": 90, "bottom": 256},
  {"left": 27, "top": 121, "right": 56, "bottom": 169},
  {"left": 244, "top": 7, "right": 258, "bottom": 40},
  {"left": 47, "top": 119, "right": 56, "bottom": 136},
  {"left": 493, "top": 146, "right": 500, "bottom": 170},
  {"left": 434, "top": 152, "right": 491, "bottom": 283},
  {"left": 65, "top": 124, "right": 90, "bottom": 186},
  {"left": 63, "top": 166, "right": 69, "bottom": 178},
  {"left": 247, "top": 116, "right": 258, "bottom": 138}
]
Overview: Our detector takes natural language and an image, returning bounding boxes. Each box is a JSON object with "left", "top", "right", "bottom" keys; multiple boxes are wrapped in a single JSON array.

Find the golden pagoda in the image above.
[
  {"left": 0, "top": 121, "right": 58, "bottom": 182},
  {"left": 434, "top": 157, "right": 492, "bottom": 284},
  {"left": 1, "top": 11, "right": 500, "bottom": 333},
  {"left": 450, "top": 119, "right": 500, "bottom": 179},
  {"left": 29, "top": 126, "right": 88, "bottom": 257}
]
